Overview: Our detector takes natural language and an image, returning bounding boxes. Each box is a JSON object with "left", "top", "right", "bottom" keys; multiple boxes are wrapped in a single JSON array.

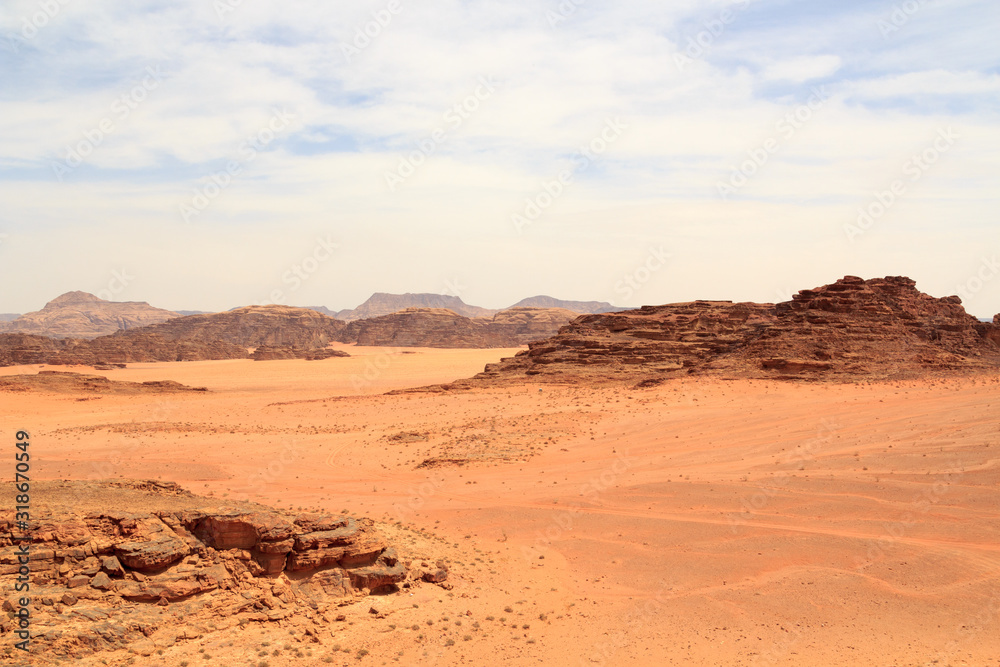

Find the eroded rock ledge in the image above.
[{"left": 0, "top": 482, "right": 432, "bottom": 662}]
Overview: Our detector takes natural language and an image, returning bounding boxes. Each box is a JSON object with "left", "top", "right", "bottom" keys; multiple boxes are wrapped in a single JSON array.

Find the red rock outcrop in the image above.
[
  {"left": 340, "top": 308, "right": 510, "bottom": 347},
  {"left": 484, "top": 307, "right": 577, "bottom": 344},
  {"left": 0, "top": 331, "right": 250, "bottom": 367},
  {"left": 135, "top": 305, "right": 346, "bottom": 348},
  {"left": 0, "top": 481, "right": 410, "bottom": 662},
  {"left": 338, "top": 307, "right": 574, "bottom": 348},
  {"left": 0, "top": 291, "right": 178, "bottom": 339},
  {"left": 0, "top": 371, "right": 208, "bottom": 394},
  {"left": 441, "top": 276, "right": 1000, "bottom": 386},
  {"left": 251, "top": 345, "right": 350, "bottom": 361}
]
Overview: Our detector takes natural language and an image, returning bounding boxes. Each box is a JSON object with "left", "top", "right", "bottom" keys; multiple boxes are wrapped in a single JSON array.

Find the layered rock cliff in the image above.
[
  {"left": 0, "top": 481, "right": 417, "bottom": 662},
  {"left": 450, "top": 276, "right": 1000, "bottom": 385},
  {"left": 136, "top": 305, "right": 346, "bottom": 348},
  {"left": 338, "top": 307, "right": 575, "bottom": 348},
  {"left": 0, "top": 332, "right": 249, "bottom": 367},
  {"left": 0, "top": 292, "right": 179, "bottom": 339}
]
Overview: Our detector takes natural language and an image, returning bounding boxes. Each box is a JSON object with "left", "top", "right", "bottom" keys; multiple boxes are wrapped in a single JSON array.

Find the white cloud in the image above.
[
  {"left": 0, "top": 0, "right": 998, "bottom": 315},
  {"left": 760, "top": 55, "right": 842, "bottom": 83}
]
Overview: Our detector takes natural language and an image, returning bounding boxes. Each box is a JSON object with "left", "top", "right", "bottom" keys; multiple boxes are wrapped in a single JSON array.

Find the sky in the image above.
[{"left": 0, "top": 0, "right": 998, "bottom": 316}]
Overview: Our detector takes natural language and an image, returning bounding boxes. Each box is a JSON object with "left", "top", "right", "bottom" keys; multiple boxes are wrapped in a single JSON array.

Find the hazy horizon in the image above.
[{"left": 1, "top": 1, "right": 997, "bottom": 316}]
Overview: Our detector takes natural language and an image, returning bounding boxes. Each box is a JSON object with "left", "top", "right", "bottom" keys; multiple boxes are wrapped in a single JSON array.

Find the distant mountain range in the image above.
[
  {"left": 0, "top": 291, "right": 620, "bottom": 340},
  {"left": 327, "top": 292, "right": 621, "bottom": 321}
]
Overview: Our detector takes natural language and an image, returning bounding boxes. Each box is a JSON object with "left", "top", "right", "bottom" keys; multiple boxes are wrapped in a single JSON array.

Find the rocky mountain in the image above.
[
  {"left": 506, "top": 295, "right": 622, "bottom": 313},
  {"left": 133, "top": 305, "right": 345, "bottom": 348},
  {"left": 0, "top": 291, "right": 179, "bottom": 339},
  {"left": 332, "top": 293, "right": 623, "bottom": 321},
  {"left": 339, "top": 307, "right": 577, "bottom": 348},
  {"left": 335, "top": 293, "right": 496, "bottom": 320},
  {"left": 0, "top": 313, "right": 19, "bottom": 322},
  {"left": 429, "top": 276, "right": 1000, "bottom": 387}
]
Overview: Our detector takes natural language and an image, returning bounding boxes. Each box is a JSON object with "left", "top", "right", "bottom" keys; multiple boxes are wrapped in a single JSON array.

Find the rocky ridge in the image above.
[
  {"left": 0, "top": 332, "right": 249, "bottom": 367},
  {"left": 430, "top": 276, "right": 1000, "bottom": 387},
  {"left": 339, "top": 307, "right": 576, "bottom": 348},
  {"left": 0, "top": 481, "right": 439, "bottom": 664},
  {"left": 0, "top": 371, "right": 207, "bottom": 394},
  {"left": 136, "top": 305, "right": 345, "bottom": 348}
]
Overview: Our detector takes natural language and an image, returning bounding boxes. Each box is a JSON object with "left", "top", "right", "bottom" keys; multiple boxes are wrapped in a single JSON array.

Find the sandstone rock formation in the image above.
[
  {"left": 434, "top": 276, "right": 1000, "bottom": 386},
  {"left": 251, "top": 345, "right": 350, "bottom": 361},
  {"left": 135, "top": 305, "right": 346, "bottom": 348},
  {"left": 338, "top": 307, "right": 574, "bottom": 348},
  {"left": 0, "top": 481, "right": 412, "bottom": 663},
  {"left": 505, "top": 296, "right": 622, "bottom": 313},
  {"left": 0, "top": 331, "right": 250, "bottom": 367},
  {"left": 335, "top": 293, "right": 496, "bottom": 320},
  {"left": 0, "top": 371, "right": 207, "bottom": 394},
  {"left": 340, "top": 308, "right": 503, "bottom": 347},
  {"left": 484, "top": 307, "right": 578, "bottom": 343},
  {"left": 0, "top": 292, "right": 178, "bottom": 339}
]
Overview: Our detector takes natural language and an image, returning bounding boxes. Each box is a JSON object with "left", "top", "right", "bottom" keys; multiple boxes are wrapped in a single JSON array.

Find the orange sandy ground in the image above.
[{"left": 3, "top": 344, "right": 1000, "bottom": 666}]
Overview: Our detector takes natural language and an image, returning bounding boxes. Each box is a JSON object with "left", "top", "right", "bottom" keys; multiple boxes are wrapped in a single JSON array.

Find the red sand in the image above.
[{"left": 5, "top": 345, "right": 999, "bottom": 666}]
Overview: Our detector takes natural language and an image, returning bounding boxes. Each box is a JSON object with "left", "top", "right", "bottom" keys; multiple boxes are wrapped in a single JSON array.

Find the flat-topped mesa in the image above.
[
  {"left": 338, "top": 307, "right": 574, "bottom": 348},
  {"left": 447, "top": 276, "right": 1000, "bottom": 386}
]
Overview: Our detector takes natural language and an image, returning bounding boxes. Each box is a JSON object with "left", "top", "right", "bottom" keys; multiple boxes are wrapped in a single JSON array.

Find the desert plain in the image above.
[{"left": 3, "top": 344, "right": 999, "bottom": 666}]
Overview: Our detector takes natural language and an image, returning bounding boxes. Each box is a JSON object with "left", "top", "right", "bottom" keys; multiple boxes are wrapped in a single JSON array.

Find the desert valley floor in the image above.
[{"left": 4, "top": 345, "right": 1000, "bottom": 666}]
